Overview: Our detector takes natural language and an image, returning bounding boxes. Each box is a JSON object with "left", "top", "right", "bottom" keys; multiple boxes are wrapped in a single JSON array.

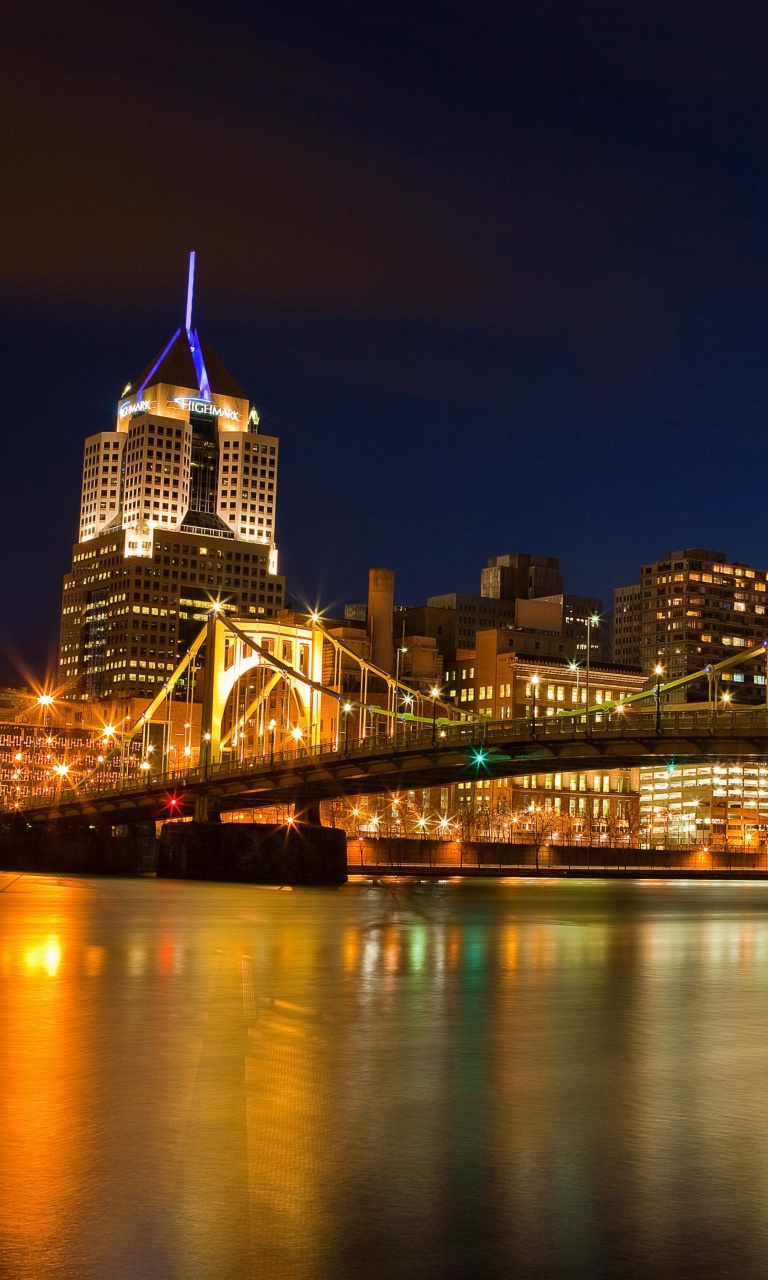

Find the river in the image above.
[{"left": 2, "top": 872, "right": 768, "bottom": 1278}]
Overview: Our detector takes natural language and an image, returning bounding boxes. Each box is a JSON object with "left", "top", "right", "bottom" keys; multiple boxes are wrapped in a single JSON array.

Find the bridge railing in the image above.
[{"left": 18, "top": 704, "right": 768, "bottom": 810}]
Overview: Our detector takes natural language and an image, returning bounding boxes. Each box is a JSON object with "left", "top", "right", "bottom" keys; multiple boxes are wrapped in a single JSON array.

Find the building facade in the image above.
[
  {"left": 481, "top": 552, "right": 563, "bottom": 602},
  {"left": 613, "top": 584, "right": 643, "bottom": 668},
  {"left": 639, "top": 759, "right": 768, "bottom": 852},
  {"left": 59, "top": 260, "right": 285, "bottom": 700},
  {"left": 537, "top": 593, "right": 609, "bottom": 663},
  {"left": 638, "top": 549, "right": 768, "bottom": 703}
]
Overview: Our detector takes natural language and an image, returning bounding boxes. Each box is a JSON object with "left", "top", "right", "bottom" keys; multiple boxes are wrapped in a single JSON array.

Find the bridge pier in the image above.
[{"left": 157, "top": 792, "right": 346, "bottom": 886}]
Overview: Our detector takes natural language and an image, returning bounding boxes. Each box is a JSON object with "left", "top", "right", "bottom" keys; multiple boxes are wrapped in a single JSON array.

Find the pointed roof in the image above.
[
  {"left": 123, "top": 328, "right": 246, "bottom": 401},
  {"left": 122, "top": 256, "right": 247, "bottom": 402},
  {"left": 199, "top": 336, "right": 247, "bottom": 399}
]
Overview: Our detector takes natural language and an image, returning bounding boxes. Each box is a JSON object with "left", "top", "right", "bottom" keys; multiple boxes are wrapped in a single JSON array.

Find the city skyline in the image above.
[
  {"left": 4, "top": 258, "right": 768, "bottom": 687},
  {"left": 6, "top": 10, "right": 768, "bottom": 1280},
  {"left": 5, "top": 3, "right": 768, "bottom": 682}
]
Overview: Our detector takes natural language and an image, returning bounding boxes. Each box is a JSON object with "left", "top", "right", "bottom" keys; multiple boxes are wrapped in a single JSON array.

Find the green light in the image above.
[{"left": 470, "top": 747, "right": 489, "bottom": 770}]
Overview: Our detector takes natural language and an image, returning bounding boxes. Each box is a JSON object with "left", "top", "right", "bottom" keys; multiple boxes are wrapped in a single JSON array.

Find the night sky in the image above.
[{"left": 2, "top": 0, "right": 768, "bottom": 683}]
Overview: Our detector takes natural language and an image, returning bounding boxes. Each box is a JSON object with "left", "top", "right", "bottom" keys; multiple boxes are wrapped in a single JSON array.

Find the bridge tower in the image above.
[{"left": 199, "top": 612, "right": 326, "bottom": 770}]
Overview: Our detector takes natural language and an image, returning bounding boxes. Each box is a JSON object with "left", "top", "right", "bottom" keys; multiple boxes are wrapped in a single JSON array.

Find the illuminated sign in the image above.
[
  {"left": 172, "top": 397, "right": 241, "bottom": 421},
  {"left": 118, "top": 399, "right": 153, "bottom": 419}
]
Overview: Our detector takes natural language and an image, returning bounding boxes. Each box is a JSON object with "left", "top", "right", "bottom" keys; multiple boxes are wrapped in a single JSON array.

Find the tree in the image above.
[{"left": 528, "top": 804, "right": 558, "bottom": 872}]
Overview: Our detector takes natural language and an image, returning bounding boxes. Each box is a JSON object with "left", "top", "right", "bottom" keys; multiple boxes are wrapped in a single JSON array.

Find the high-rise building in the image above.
[
  {"left": 427, "top": 551, "right": 565, "bottom": 652},
  {"left": 536, "top": 593, "right": 609, "bottom": 663},
  {"left": 613, "top": 584, "right": 643, "bottom": 667},
  {"left": 59, "top": 255, "right": 285, "bottom": 700},
  {"left": 638, "top": 548, "right": 768, "bottom": 703},
  {"left": 481, "top": 552, "right": 563, "bottom": 601}
]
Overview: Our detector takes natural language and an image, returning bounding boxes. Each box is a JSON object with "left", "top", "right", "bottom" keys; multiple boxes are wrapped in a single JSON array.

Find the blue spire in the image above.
[
  {"left": 184, "top": 250, "right": 212, "bottom": 401},
  {"left": 185, "top": 251, "right": 195, "bottom": 330}
]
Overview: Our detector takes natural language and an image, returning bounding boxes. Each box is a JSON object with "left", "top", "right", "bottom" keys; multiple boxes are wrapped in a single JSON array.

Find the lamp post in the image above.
[
  {"left": 343, "top": 702, "right": 352, "bottom": 753},
  {"left": 402, "top": 693, "right": 414, "bottom": 745},
  {"left": 585, "top": 613, "right": 600, "bottom": 729},
  {"left": 268, "top": 718, "right": 276, "bottom": 765},
  {"left": 568, "top": 659, "right": 580, "bottom": 713},
  {"left": 394, "top": 646, "right": 408, "bottom": 746},
  {"left": 431, "top": 685, "right": 440, "bottom": 746},
  {"left": 530, "top": 673, "right": 539, "bottom": 735},
  {"left": 654, "top": 663, "right": 664, "bottom": 732}
]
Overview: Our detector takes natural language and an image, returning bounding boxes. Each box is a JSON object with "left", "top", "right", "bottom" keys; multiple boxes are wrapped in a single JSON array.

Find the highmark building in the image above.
[{"left": 59, "top": 258, "right": 285, "bottom": 700}]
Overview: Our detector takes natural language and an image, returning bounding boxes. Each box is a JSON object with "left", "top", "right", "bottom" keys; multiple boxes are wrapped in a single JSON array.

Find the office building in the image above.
[
  {"left": 537, "top": 593, "right": 610, "bottom": 663},
  {"left": 443, "top": 628, "right": 644, "bottom": 718},
  {"left": 59, "top": 256, "right": 285, "bottom": 699},
  {"left": 613, "top": 584, "right": 643, "bottom": 667},
  {"left": 639, "top": 760, "right": 768, "bottom": 852},
  {"left": 481, "top": 552, "right": 563, "bottom": 602},
  {"left": 638, "top": 549, "right": 768, "bottom": 703}
]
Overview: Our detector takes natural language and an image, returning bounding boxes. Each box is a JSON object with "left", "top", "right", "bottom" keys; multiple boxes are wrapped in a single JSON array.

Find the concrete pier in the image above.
[{"left": 157, "top": 821, "right": 347, "bottom": 885}]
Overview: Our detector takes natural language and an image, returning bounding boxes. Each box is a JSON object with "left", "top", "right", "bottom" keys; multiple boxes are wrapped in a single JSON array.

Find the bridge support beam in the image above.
[
  {"left": 292, "top": 795, "right": 323, "bottom": 827},
  {"left": 193, "top": 794, "right": 221, "bottom": 823},
  {"left": 200, "top": 612, "right": 228, "bottom": 771}
]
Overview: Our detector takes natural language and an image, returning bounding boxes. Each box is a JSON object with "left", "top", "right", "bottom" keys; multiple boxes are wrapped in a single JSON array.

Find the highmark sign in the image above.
[
  {"left": 118, "top": 399, "right": 153, "bottom": 419},
  {"left": 172, "top": 397, "right": 241, "bottom": 421},
  {"left": 118, "top": 395, "right": 242, "bottom": 422}
]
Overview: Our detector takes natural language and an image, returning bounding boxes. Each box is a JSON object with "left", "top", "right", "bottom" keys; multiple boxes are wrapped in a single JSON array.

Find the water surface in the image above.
[{"left": 2, "top": 872, "right": 768, "bottom": 1278}]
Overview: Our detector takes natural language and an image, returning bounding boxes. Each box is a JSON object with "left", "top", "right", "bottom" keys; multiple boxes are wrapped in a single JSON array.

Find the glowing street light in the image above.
[
  {"left": 431, "top": 685, "right": 440, "bottom": 745},
  {"left": 654, "top": 663, "right": 664, "bottom": 732}
]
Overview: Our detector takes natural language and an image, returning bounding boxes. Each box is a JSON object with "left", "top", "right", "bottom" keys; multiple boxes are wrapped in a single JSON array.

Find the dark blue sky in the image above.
[{"left": 2, "top": 0, "right": 768, "bottom": 681}]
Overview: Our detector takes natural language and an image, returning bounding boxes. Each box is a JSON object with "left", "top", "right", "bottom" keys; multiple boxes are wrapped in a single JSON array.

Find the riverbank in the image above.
[
  {"left": 345, "top": 836, "right": 767, "bottom": 877},
  {"left": 350, "top": 865, "right": 768, "bottom": 879}
]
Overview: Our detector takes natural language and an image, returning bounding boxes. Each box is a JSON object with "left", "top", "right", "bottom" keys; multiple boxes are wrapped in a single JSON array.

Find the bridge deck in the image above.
[{"left": 18, "top": 706, "right": 768, "bottom": 825}]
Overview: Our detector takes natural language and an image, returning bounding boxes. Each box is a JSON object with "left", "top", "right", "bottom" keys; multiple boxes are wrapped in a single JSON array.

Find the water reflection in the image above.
[{"left": 3, "top": 874, "right": 768, "bottom": 1276}]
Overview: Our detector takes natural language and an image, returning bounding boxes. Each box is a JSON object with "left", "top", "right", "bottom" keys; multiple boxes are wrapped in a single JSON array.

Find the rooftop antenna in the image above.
[{"left": 185, "top": 250, "right": 196, "bottom": 332}]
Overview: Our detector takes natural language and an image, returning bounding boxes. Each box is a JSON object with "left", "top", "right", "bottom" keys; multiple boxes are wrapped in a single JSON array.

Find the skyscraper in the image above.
[
  {"left": 59, "top": 255, "right": 285, "bottom": 700},
  {"left": 634, "top": 548, "right": 768, "bottom": 703}
]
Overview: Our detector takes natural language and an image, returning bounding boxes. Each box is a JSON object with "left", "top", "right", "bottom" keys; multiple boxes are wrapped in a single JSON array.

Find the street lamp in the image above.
[
  {"left": 268, "top": 718, "right": 276, "bottom": 764},
  {"left": 585, "top": 613, "right": 600, "bottom": 725},
  {"left": 38, "top": 691, "right": 54, "bottom": 729},
  {"left": 530, "top": 673, "right": 539, "bottom": 734},
  {"left": 654, "top": 663, "right": 664, "bottom": 732},
  {"left": 53, "top": 762, "right": 69, "bottom": 795},
  {"left": 431, "top": 685, "right": 440, "bottom": 745},
  {"left": 343, "top": 702, "right": 352, "bottom": 753},
  {"left": 394, "top": 645, "right": 408, "bottom": 745}
]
